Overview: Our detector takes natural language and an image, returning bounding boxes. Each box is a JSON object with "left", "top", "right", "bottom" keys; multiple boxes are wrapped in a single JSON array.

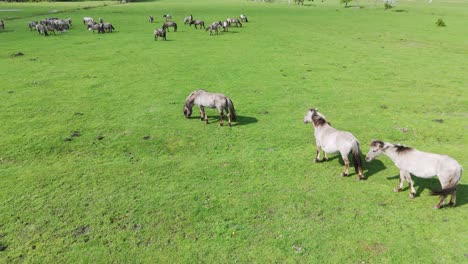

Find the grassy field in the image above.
[{"left": 1, "top": 0, "right": 467, "bottom": 262}]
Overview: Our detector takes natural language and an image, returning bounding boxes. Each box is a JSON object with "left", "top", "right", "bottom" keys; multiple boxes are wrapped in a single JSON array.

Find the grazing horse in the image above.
[
  {"left": 102, "top": 23, "right": 115, "bottom": 32},
  {"left": 184, "top": 15, "right": 193, "bottom": 25},
  {"left": 365, "top": 140, "right": 462, "bottom": 209},
  {"left": 88, "top": 23, "right": 105, "bottom": 33},
  {"left": 239, "top": 14, "right": 248, "bottom": 22},
  {"left": 304, "top": 108, "right": 364, "bottom": 180},
  {"left": 149, "top": 16, "right": 154, "bottom": 23},
  {"left": 227, "top": 18, "right": 242, "bottom": 27},
  {"left": 189, "top": 20, "right": 205, "bottom": 29},
  {"left": 163, "top": 14, "right": 172, "bottom": 21},
  {"left": 29, "top": 21, "right": 38, "bottom": 31},
  {"left": 162, "top": 21, "right": 177, "bottom": 32},
  {"left": 153, "top": 28, "right": 166, "bottom": 41},
  {"left": 183, "top": 89, "right": 237, "bottom": 127},
  {"left": 222, "top": 20, "right": 229, "bottom": 31},
  {"left": 206, "top": 24, "right": 221, "bottom": 35},
  {"left": 83, "top": 17, "right": 94, "bottom": 25},
  {"left": 0, "top": 20, "right": 4, "bottom": 31},
  {"left": 35, "top": 24, "right": 48, "bottom": 36}
]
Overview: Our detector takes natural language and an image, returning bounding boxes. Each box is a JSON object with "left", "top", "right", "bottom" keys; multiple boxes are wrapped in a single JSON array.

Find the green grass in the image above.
[{"left": 1, "top": 0, "right": 467, "bottom": 262}]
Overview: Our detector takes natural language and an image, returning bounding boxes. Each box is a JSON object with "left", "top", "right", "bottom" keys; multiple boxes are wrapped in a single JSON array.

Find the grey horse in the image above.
[
  {"left": 189, "top": 20, "right": 205, "bottom": 29},
  {"left": 183, "top": 89, "right": 237, "bottom": 127},
  {"left": 153, "top": 28, "right": 166, "bottom": 40},
  {"left": 162, "top": 21, "right": 177, "bottom": 32},
  {"left": 365, "top": 140, "right": 462, "bottom": 209},
  {"left": 304, "top": 108, "right": 364, "bottom": 180}
]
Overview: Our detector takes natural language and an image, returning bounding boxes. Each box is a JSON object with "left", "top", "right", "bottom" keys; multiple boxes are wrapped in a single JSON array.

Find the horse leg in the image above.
[
  {"left": 403, "top": 171, "right": 416, "bottom": 198},
  {"left": 199, "top": 106, "right": 205, "bottom": 121},
  {"left": 448, "top": 190, "right": 456, "bottom": 207},
  {"left": 219, "top": 110, "right": 224, "bottom": 126},
  {"left": 435, "top": 194, "right": 449, "bottom": 209},
  {"left": 314, "top": 145, "right": 322, "bottom": 162},
  {"left": 204, "top": 108, "right": 209, "bottom": 124},
  {"left": 227, "top": 112, "right": 232, "bottom": 127},
  {"left": 340, "top": 152, "right": 350, "bottom": 177},
  {"left": 323, "top": 151, "right": 328, "bottom": 161},
  {"left": 394, "top": 170, "right": 405, "bottom": 192}
]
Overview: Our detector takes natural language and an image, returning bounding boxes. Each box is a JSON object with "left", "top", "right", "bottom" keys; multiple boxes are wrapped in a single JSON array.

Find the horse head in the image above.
[{"left": 183, "top": 103, "right": 193, "bottom": 118}]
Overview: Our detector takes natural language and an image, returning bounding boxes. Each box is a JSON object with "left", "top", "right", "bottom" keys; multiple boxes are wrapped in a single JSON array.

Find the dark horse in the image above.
[
  {"left": 184, "top": 89, "right": 237, "bottom": 127},
  {"left": 189, "top": 20, "right": 205, "bottom": 29},
  {"left": 153, "top": 28, "right": 166, "bottom": 40},
  {"left": 162, "top": 21, "right": 177, "bottom": 32}
]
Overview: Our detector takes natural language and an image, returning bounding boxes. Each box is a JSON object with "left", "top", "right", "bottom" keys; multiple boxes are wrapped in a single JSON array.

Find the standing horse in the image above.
[
  {"left": 227, "top": 18, "right": 242, "bottom": 27},
  {"left": 163, "top": 14, "right": 172, "bottom": 21},
  {"left": 365, "top": 140, "right": 462, "bottom": 209},
  {"left": 189, "top": 20, "right": 205, "bottom": 29},
  {"left": 162, "top": 21, "right": 177, "bottom": 32},
  {"left": 153, "top": 28, "right": 166, "bottom": 41},
  {"left": 183, "top": 90, "right": 237, "bottom": 127},
  {"left": 304, "top": 108, "right": 364, "bottom": 180},
  {"left": 0, "top": 20, "right": 4, "bottom": 31},
  {"left": 149, "top": 16, "right": 154, "bottom": 23},
  {"left": 83, "top": 17, "right": 94, "bottom": 25},
  {"left": 239, "top": 14, "right": 248, "bottom": 22},
  {"left": 184, "top": 15, "right": 193, "bottom": 25}
]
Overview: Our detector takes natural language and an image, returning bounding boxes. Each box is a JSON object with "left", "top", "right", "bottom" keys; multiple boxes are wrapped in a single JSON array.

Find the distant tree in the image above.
[{"left": 340, "top": 0, "right": 352, "bottom": 8}]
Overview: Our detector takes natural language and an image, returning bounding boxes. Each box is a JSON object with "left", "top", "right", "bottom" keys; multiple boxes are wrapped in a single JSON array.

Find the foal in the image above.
[
  {"left": 304, "top": 108, "right": 364, "bottom": 180},
  {"left": 365, "top": 140, "right": 462, "bottom": 208}
]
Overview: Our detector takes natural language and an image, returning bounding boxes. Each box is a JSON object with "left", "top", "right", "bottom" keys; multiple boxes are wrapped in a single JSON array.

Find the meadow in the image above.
[{"left": 0, "top": 0, "right": 467, "bottom": 262}]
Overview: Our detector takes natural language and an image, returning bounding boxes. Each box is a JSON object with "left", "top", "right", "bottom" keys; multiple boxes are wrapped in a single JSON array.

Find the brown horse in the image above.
[
  {"left": 189, "top": 20, "right": 205, "bottom": 29},
  {"left": 162, "top": 21, "right": 177, "bottom": 32},
  {"left": 184, "top": 89, "right": 237, "bottom": 127},
  {"left": 153, "top": 28, "right": 166, "bottom": 40}
]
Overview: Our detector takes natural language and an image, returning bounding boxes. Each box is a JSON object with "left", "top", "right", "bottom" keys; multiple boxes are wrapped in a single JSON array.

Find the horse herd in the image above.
[
  {"left": 151, "top": 13, "right": 249, "bottom": 40},
  {"left": 183, "top": 90, "right": 463, "bottom": 209}
]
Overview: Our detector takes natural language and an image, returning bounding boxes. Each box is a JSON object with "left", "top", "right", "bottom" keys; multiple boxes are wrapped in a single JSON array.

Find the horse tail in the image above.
[
  {"left": 352, "top": 141, "right": 363, "bottom": 175},
  {"left": 226, "top": 98, "right": 236, "bottom": 122},
  {"left": 111, "top": 25, "right": 115, "bottom": 30},
  {"left": 431, "top": 166, "right": 462, "bottom": 196}
]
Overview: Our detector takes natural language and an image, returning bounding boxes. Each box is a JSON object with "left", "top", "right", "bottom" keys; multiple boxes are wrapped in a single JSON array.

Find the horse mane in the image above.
[
  {"left": 185, "top": 90, "right": 205, "bottom": 106},
  {"left": 312, "top": 111, "right": 331, "bottom": 127},
  {"left": 394, "top": 144, "right": 413, "bottom": 154}
]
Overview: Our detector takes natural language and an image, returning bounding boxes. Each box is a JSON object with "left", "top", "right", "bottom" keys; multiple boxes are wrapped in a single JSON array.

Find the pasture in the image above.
[{"left": 1, "top": 0, "right": 467, "bottom": 262}]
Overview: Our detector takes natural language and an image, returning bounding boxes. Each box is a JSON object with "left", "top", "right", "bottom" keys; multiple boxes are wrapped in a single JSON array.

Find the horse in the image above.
[
  {"left": 88, "top": 23, "right": 105, "bottom": 34},
  {"left": 29, "top": 21, "right": 38, "bottom": 31},
  {"left": 99, "top": 17, "right": 104, "bottom": 23},
  {"left": 206, "top": 24, "right": 220, "bottom": 35},
  {"left": 153, "top": 28, "right": 166, "bottom": 41},
  {"left": 184, "top": 15, "right": 193, "bottom": 25},
  {"left": 83, "top": 17, "right": 94, "bottom": 25},
  {"left": 163, "top": 14, "right": 172, "bottom": 21},
  {"left": 0, "top": 20, "right": 5, "bottom": 31},
  {"left": 102, "top": 23, "right": 115, "bottom": 33},
  {"left": 189, "top": 20, "right": 205, "bottom": 29},
  {"left": 149, "top": 16, "right": 154, "bottom": 23},
  {"left": 239, "top": 14, "right": 248, "bottom": 22},
  {"left": 227, "top": 18, "right": 242, "bottom": 27},
  {"left": 35, "top": 24, "right": 48, "bottom": 36},
  {"left": 183, "top": 89, "right": 237, "bottom": 127},
  {"left": 162, "top": 21, "right": 177, "bottom": 32},
  {"left": 65, "top": 18, "right": 72, "bottom": 26},
  {"left": 365, "top": 140, "right": 462, "bottom": 209},
  {"left": 303, "top": 108, "right": 364, "bottom": 180},
  {"left": 222, "top": 20, "right": 229, "bottom": 31}
]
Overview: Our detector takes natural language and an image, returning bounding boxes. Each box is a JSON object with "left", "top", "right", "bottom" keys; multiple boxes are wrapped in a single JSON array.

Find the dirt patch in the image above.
[
  {"left": 72, "top": 225, "right": 89, "bottom": 237},
  {"left": 362, "top": 242, "right": 387, "bottom": 254}
]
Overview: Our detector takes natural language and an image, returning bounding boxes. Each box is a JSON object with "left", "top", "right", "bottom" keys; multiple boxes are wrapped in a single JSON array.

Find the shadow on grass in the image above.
[
  {"left": 323, "top": 154, "right": 385, "bottom": 180},
  {"left": 185, "top": 115, "right": 257, "bottom": 126},
  {"left": 386, "top": 175, "right": 468, "bottom": 208}
]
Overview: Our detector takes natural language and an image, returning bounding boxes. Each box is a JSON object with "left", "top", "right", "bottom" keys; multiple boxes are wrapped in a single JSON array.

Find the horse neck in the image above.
[{"left": 381, "top": 144, "right": 401, "bottom": 163}]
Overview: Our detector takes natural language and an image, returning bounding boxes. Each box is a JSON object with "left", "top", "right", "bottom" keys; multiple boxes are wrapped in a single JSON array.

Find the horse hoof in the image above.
[
  {"left": 409, "top": 193, "right": 415, "bottom": 199},
  {"left": 448, "top": 202, "right": 455, "bottom": 207},
  {"left": 313, "top": 159, "right": 319, "bottom": 163},
  {"left": 219, "top": 123, "right": 223, "bottom": 126},
  {"left": 340, "top": 172, "right": 348, "bottom": 177},
  {"left": 433, "top": 204, "right": 442, "bottom": 209},
  {"left": 393, "top": 188, "right": 401, "bottom": 193}
]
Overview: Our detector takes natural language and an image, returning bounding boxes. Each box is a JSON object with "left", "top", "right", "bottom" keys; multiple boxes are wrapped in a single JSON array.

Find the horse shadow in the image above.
[
  {"left": 326, "top": 154, "right": 386, "bottom": 180},
  {"left": 386, "top": 175, "right": 468, "bottom": 208},
  {"left": 187, "top": 115, "right": 257, "bottom": 126},
  {"left": 232, "top": 115, "right": 257, "bottom": 126}
]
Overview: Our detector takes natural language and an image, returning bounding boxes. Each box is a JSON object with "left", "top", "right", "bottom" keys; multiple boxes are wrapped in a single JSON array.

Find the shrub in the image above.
[{"left": 436, "top": 18, "right": 446, "bottom": 27}]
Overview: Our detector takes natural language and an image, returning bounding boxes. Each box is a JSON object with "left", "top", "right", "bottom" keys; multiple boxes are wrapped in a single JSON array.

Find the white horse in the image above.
[
  {"left": 83, "top": 17, "right": 94, "bottom": 25},
  {"left": 365, "top": 140, "right": 462, "bottom": 209},
  {"left": 304, "top": 108, "right": 364, "bottom": 180},
  {"left": 183, "top": 90, "right": 237, "bottom": 127}
]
